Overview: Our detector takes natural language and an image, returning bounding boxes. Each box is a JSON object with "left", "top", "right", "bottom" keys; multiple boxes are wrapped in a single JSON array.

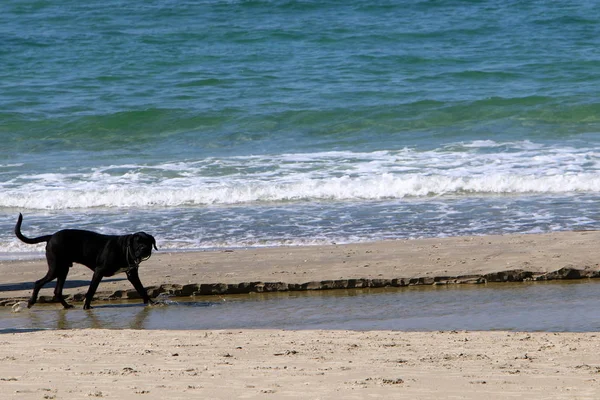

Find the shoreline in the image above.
[
  {"left": 1, "top": 231, "right": 600, "bottom": 305},
  {"left": 4, "top": 232, "right": 600, "bottom": 398}
]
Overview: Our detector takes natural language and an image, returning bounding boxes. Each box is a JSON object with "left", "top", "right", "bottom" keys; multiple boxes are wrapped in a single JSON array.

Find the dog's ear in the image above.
[
  {"left": 135, "top": 232, "right": 158, "bottom": 250},
  {"left": 140, "top": 232, "right": 158, "bottom": 250}
]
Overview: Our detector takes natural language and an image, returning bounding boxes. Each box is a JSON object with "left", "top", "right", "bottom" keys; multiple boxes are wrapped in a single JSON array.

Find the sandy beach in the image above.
[
  {"left": 2, "top": 329, "right": 600, "bottom": 399},
  {"left": 2, "top": 232, "right": 600, "bottom": 398},
  {"left": 2, "top": 231, "right": 600, "bottom": 304}
]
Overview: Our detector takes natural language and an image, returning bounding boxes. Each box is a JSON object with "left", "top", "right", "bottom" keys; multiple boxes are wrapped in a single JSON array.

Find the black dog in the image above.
[{"left": 15, "top": 213, "right": 157, "bottom": 310}]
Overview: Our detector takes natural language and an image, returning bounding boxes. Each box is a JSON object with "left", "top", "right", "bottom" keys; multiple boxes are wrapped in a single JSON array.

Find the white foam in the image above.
[
  {"left": 3, "top": 141, "right": 600, "bottom": 209},
  {"left": 11, "top": 301, "right": 28, "bottom": 313}
]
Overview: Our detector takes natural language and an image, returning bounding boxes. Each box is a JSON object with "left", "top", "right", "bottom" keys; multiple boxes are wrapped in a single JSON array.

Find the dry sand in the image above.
[
  {"left": 2, "top": 231, "right": 600, "bottom": 398},
  {"left": 2, "top": 329, "right": 600, "bottom": 399}
]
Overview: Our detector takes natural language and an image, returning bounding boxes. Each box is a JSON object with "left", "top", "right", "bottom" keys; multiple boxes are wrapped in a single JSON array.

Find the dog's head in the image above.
[{"left": 129, "top": 232, "right": 158, "bottom": 263}]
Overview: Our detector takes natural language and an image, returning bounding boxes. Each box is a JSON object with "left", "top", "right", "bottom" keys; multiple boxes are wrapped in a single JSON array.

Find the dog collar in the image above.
[{"left": 126, "top": 245, "right": 140, "bottom": 269}]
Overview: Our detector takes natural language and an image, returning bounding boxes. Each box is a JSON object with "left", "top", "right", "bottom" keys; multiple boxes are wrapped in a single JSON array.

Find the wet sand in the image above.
[
  {"left": 2, "top": 231, "right": 600, "bottom": 304},
  {"left": 2, "top": 232, "right": 600, "bottom": 398}
]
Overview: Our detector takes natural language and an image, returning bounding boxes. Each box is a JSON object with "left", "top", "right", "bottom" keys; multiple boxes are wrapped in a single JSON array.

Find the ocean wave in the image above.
[
  {"left": 4, "top": 142, "right": 600, "bottom": 209},
  {"left": 4, "top": 173, "right": 600, "bottom": 210}
]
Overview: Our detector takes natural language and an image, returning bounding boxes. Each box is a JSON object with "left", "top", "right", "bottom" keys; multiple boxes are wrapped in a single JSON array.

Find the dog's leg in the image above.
[
  {"left": 29, "top": 253, "right": 59, "bottom": 308},
  {"left": 54, "top": 268, "right": 73, "bottom": 309},
  {"left": 126, "top": 268, "right": 154, "bottom": 305},
  {"left": 28, "top": 270, "right": 57, "bottom": 308},
  {"left": 83, "top": 270, "right": 104, "bottom": 310}
]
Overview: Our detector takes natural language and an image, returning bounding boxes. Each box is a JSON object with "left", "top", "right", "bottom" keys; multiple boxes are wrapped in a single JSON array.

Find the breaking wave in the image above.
[{"left": 3, "top": 141, "right": 600, "bottom": 210}]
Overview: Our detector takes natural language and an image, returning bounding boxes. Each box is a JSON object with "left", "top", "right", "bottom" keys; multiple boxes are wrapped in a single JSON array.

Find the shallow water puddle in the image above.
[{"left": 2, "top": 281, "right": 600, "bottom": 332}]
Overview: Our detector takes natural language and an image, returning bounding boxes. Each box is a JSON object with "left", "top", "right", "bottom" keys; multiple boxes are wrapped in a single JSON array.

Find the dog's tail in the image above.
[{"left": 15, "top": 213, "right": 52, "bottom": 244}]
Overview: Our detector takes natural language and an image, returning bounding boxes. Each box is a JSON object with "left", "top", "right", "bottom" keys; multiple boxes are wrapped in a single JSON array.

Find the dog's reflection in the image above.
[
  {"left": 12, "top": 299, "right": 216, "bottom": 331},
  {"left": 46, "top": 302, "right": 156, "bottom": 330}
]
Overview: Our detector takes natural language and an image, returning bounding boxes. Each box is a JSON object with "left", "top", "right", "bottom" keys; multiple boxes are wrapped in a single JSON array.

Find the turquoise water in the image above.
[{"left": 2, "top": 1, "right": 600, "bottom": 257}]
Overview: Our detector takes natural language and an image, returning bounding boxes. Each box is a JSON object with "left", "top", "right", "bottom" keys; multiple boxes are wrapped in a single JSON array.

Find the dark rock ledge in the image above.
[{"left": 2, "top": 267, "right": 599, "bottom": 306}]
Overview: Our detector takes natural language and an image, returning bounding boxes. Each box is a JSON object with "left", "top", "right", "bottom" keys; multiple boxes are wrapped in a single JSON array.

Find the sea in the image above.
[{"left": 2, "top": 0, "right": 600, "bottom": 260}]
